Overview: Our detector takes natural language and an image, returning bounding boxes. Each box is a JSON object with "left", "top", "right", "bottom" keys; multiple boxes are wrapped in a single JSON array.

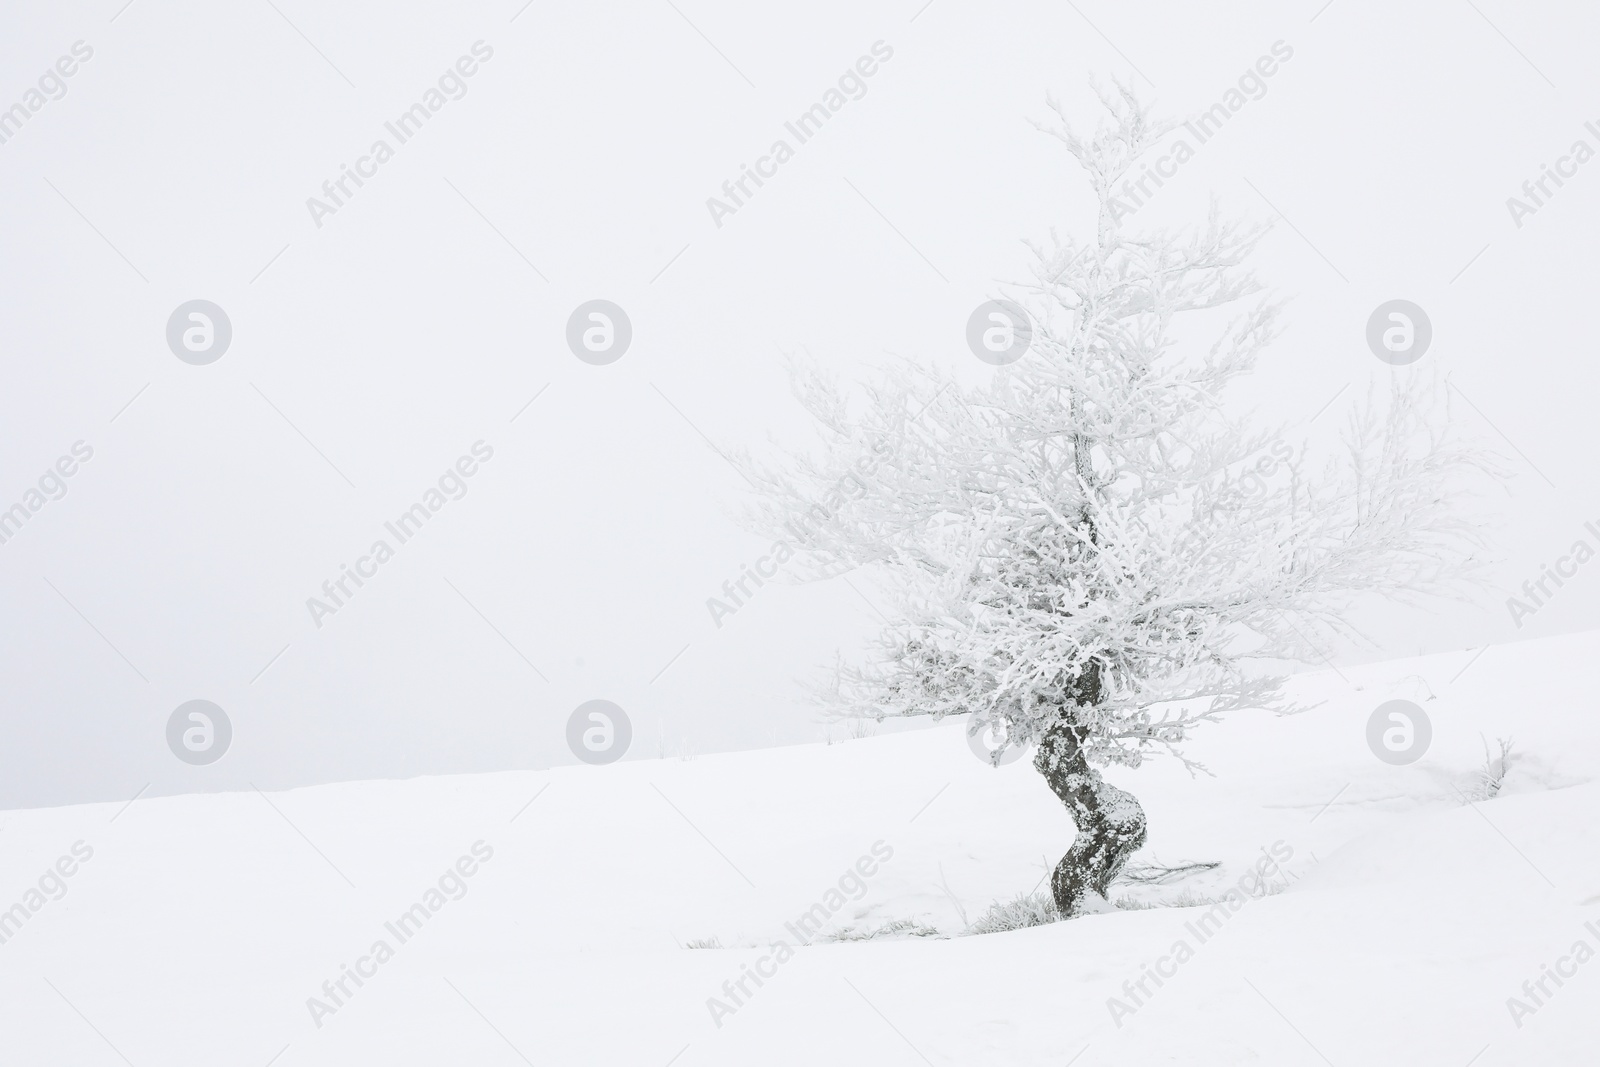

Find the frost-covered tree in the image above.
[{"left": 743, "top": 87, "right": 1487, "bottom": 918}]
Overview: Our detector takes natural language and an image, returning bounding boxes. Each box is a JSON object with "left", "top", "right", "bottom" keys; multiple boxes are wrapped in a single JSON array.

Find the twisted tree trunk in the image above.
[{"left": 1032, "top": 668, "right": 1147, "bottom": 916}]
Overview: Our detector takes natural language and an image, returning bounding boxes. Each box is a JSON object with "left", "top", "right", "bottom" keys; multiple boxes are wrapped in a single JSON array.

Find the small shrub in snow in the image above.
[
  {"left": 1114, "top": 887, "right": 1224, "bottom": 911},
  {"left": 823, "top": 918, "right": 941, "bottom": 942},
  {"left": 1473, "top": 735, "right": 1518, "bottom": 800},
  {"left": 966, "top": 891, "right": 1062, "bottom": 935}
]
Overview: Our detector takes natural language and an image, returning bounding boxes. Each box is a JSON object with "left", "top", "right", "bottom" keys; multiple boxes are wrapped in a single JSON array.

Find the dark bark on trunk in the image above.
[{"left": 1032, "top": 667, "right": 1147, "bottom": 917}]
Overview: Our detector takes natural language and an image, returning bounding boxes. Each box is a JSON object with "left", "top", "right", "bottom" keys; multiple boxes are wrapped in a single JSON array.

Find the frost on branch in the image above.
[{"left": 741, "top": 84, "right": 1491, "bottom": 778}]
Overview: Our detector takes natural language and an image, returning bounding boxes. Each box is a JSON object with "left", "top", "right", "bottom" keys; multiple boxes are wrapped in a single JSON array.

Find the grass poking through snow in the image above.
[{"left": 966, "top": 891, "right": 1063, "bottom": 934}]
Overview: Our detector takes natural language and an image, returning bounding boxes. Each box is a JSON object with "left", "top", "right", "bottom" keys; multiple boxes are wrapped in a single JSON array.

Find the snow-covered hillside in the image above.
[{"left": 3, "top": 631, "right": 1597, "bottom": 1065}]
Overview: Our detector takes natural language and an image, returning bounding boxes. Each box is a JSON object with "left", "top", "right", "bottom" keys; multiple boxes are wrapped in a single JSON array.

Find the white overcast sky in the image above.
[{"left": 1, "top": 0, "right": 1595, "bottom": 808}]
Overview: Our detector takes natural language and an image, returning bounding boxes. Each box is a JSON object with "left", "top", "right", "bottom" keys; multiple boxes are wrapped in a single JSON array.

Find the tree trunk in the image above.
[{"left": 1032, "top": 671, "right": 1147, "bottom": 916}]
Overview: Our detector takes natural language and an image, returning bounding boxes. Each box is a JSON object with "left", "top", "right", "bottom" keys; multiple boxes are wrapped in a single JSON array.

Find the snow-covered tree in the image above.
[{"left": 743, "top": 87, "right": 1488, "bottom": 918}]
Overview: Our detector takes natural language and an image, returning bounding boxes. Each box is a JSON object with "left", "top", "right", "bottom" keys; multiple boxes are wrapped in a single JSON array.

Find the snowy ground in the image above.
[{"left": 2, "top": 630, "right": 1597, "bottom": 1066}]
